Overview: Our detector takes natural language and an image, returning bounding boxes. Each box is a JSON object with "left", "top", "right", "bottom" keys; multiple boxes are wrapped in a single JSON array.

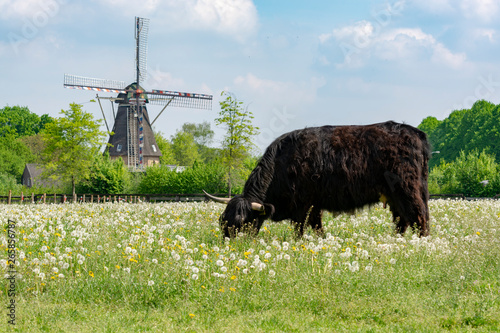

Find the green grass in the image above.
[{"left": 1, "top": 199, "right": 500, "bottom": 332}]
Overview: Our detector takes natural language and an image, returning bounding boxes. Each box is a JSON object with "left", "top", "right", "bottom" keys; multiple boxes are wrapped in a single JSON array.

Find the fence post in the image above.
[
  {"left": 43, "top": 193, "right": 46, "bottom": 204},
  {"left": 83, "top": 194, "right": 86, "bottom": 203},
  {"left": 54, "top": 193, "right": 56, "bottom": 204},
  {"left": 31, "top": 192, "right": 34, "bottom": 204},
  {"left": 91, "top": 194, "right": 94, "bottom": 203},
  {"left": 8, "top": 190, "right": 11, "bottom": 205}
]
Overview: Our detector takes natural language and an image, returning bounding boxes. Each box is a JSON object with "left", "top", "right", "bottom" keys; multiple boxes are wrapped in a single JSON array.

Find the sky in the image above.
[{"left": 1, "top": 0, "right": 500, "bottom": 151}]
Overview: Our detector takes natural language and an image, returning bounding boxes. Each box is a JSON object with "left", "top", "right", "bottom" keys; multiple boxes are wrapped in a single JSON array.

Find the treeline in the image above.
[
  {"left": 6, "top": 98, "right": 500, "bottom": 198},
  {"left": 419, "top": 100, "right": 500, "bottom": 169},
  {"left": 419, "top": 100, "right": 500, "bottom": 197},
  {"left": 1, "top": 94, "right": 258, "bottom": 196}
]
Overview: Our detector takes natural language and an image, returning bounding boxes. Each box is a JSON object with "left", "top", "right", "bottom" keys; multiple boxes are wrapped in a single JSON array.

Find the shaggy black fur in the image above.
[{"left": 219, "top": 121, "right": 430, "bottom": 238}]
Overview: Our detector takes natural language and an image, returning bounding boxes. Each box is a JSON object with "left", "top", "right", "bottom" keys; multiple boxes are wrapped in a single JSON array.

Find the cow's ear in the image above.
[{"left": 262, "top": 203, "right": 275, "bottom": 218}]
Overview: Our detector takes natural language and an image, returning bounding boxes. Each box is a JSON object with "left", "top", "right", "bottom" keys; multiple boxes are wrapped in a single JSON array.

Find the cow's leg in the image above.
[
  {"left": 292, "top": 220, "right": 306, "bottom": 238},
  {"left": 291, "top": 207, "right": 310, "bottom": 238},
  {"left": 389, "top": 187, "right": 429, "bottom": 237},
  {"left": 307, "top": 206, "right": 324, "bottom": 237}
]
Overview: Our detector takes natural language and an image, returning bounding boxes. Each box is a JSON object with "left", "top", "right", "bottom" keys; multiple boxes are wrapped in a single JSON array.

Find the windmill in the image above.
[{"left": 64, "top": 17, "right": 212, "bottom": 170}]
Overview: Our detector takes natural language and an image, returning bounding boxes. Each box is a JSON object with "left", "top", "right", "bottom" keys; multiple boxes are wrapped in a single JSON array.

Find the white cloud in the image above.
[
  {"left": 0, "top": 0, "right": 65, "bottom": 20},
  {"left": 146, "top": 66, "right": 186, "bottom": 90},
  {"left": 96, "top": 0, "right": 258, "bottom": 41},
  {"left": 461, "top": 0, "right": 499, "bottom": 21},
  {"left": 319, "top": 21, "right": 373, "bottom": 45},
  {"left": 474, "top": 28, "right": 497, "bottom": 43},
  {"left": 321, "top": 22, "right": 466, "bottom": 69},
  {"left": 193, "top": 0, "right": 258, "bottom": 40},
  {"left": 431, "top": 43, "right": 467, "bottom": 68}
]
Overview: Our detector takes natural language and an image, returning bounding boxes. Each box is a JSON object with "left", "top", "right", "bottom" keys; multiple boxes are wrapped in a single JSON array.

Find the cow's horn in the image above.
[
  {"left": 251, "top": 202, "right": 265, "bottom": 212},
  {"left": 203, "top": 190, "right": 264, "bottom": 212},
  {"left": 203, "top": 190, "right": 230, "bottom": 204}
]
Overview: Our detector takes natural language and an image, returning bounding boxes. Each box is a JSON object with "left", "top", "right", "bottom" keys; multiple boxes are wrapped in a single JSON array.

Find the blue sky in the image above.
[{"left": 1, "top": 0, "right": 500, "bottom": 151}]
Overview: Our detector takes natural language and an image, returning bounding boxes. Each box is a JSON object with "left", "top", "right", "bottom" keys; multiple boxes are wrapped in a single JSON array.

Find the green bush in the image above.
[
  {"left": 76, "top": 154, "right": 128, "bottom": 194},
  {"left": 138, "top": 162, "right": 228, "bottom": 194},
  {"left": 428, "top": 149, "right": 500, "bottom": 197}
]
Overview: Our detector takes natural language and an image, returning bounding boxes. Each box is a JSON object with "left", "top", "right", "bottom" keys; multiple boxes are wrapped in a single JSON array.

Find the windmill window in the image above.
[
  {"left": 117, "top": 144, "right": 122, "bottom": 152},
  {"left": 152, "top": 144, "right": 157, "bottom": 152}
]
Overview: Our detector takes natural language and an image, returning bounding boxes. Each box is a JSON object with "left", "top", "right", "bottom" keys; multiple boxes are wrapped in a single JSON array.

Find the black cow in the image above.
[{"left": 205, "top": 121, "right": 430, "bottom": 238}]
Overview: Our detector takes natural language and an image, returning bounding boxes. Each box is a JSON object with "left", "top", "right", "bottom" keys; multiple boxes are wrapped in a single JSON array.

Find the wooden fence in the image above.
[
  {"left": 0, "top": 191, "right": 496, "bottom": 205},
  {"left": 0, "top": 190, "right": 217, "bottom": 205}
]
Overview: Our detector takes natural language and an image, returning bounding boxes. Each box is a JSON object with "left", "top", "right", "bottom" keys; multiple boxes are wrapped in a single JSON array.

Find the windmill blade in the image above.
[
  {"left": 64, "top": 74, "right": 127, "bottom": 93},
  {"left": 147, "top": 89, "right": 213, "bottom": 110},
  {"left": 135, "top": 17, "right": 149, "bottom": 84}
]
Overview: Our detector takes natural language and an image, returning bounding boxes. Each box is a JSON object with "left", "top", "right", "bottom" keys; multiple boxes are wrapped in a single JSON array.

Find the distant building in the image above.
[{"left": 21, "top": 164, "right": 60, "bottom": 188}]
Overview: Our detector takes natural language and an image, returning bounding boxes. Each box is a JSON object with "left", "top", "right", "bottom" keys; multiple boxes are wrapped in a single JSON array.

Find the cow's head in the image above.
[{"left": 203, "top": 191, "right": 274, "bottom": 238}]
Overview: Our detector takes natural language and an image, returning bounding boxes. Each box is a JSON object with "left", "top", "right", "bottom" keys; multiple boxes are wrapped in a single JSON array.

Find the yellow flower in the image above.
[
  {"left": 115, "top": 265, "right": 120, "bottom": 269},
  {"left": 476, "top": 231, "right": 481, "bottom": 236},
  {"left": 89, "top": 271, "right": 94, "bottom": 278},
  {"left": 231, "top": 275, "right": 237, "bottom": 280},
  {"left": 230, "top": 287, "right": 236, "bottom": 292},
  {"left": 189, "top": 313, "right": 195, "bottom": 318}
]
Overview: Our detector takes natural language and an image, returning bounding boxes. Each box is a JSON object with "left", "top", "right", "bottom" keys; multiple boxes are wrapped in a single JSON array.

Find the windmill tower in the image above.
[{"left": 64, "top": 17, "right": 212, "bottom": 170}]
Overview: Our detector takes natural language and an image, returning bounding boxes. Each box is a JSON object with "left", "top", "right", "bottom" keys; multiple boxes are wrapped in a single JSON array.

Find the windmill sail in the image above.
[
  {"left": 64, "top": 74, "right": 127, "bottom": 93},
  {"left": 136, "top": 17, "right": 149, "bottom": 84},
  {"left": 148, "top": 89, "right": 212, "bottom": 109}
]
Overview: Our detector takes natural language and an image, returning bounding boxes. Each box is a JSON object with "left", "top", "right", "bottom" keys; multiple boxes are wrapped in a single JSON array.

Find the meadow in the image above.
[{"left": 1, "top": 199, "right": 499, "bottom": 332}]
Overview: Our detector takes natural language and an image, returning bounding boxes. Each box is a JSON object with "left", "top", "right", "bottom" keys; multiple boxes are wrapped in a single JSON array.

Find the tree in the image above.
[
  {"left": 0, "top": 105, "right": 53, "bottom": 138},
  {"left": 418, "top": 100, "right": 500, "bottom": 168},
  {"left": 0, "top": 134, "right": 34, "bottom": 182},
  {"left": 181, "top": 121, "right": 215, "bottom": 146},
  {"left": 215, "top": 92, "right": 259, "bottom": 196},
  {"left": 154, "top": 131, "right": 177, "bottom": 165},
  {"left": 170, "top": 131, "right": 200, "bottom": 167},
  {"left": 41, "top": 103, "right": 106, "bottom": 196},
  {"left": 0, "top": 172, "right": 22, "bottom": 195},
  {"left": 19, "top": 133, "right": 45, "bottom": 163}
]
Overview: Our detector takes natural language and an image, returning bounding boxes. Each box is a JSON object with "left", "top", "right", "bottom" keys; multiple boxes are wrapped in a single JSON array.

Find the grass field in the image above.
[{"left": 1, "top": 199, "right": 500, "bottom": 332}]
